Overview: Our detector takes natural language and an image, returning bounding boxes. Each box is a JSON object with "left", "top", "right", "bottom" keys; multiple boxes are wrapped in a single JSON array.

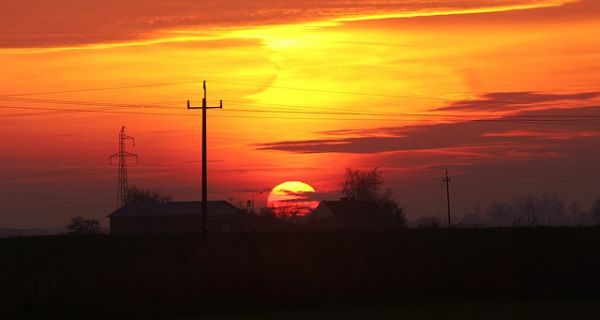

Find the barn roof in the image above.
[{"left": 107, "top": 201, "right": 241, "bottom": 218}]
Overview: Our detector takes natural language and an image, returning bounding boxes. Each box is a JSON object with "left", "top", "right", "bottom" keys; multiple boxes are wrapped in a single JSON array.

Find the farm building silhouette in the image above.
[
  {"left": 107, "top": 201, "right": 243, "bottom": 234},
  {"left": 308, "top": 199, "right": 385, "bottom": 230}
]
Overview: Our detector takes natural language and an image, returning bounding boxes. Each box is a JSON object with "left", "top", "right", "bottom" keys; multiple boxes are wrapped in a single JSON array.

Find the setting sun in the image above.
[{"left": 267, "top": 181, "right": 318, "bottom": 217}]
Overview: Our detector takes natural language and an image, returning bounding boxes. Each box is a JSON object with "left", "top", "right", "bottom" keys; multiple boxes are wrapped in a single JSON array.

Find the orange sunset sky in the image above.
[{"left": 1, "top": 0, "right": 600, "bottom": 229}]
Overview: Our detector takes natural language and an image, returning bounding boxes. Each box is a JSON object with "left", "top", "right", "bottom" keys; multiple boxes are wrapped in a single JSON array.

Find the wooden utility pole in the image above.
[
  {"left": 444, "top": 169, "right": 452, "bottom": 229},
  {"left": 187, "top": 81, "right": 222, "bottom": 241}
]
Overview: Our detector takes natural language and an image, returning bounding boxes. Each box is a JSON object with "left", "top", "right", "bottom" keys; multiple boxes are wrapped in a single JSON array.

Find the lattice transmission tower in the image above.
[{"left": 110, "top": 126, "right": 138, "bottom": 208}]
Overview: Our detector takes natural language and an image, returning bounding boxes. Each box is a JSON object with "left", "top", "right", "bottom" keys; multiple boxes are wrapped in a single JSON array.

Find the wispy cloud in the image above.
[
  {"left": 0, "top": 0, "right": 574, "bottom": 48},
  {"left": 433, "top": 91, "right": 600, "bottom": 112},
  {"left": 258, "top": 93, "right": 600, "bottom": 155}
]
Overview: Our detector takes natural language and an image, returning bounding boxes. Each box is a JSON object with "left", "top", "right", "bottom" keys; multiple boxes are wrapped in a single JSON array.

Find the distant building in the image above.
[
  {"left": 308, "top": 198, "right": 386, "bottom": 230},
  {"left": 107, "top": 201, "right": 245, "bottom": 234}
]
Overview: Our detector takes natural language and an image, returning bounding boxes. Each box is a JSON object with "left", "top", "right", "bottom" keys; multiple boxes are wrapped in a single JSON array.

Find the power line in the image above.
[
  {"left": 3, "top": 102, "right": 600, "bottom": 125},
  {"left": 0, "top": 81, "right": 201, "bottom": 98},
  {"left": 0, "top": 195, "right": 115, "bottom": 202},
  {"left": 0, "top": 96, "right": 468, "bottom": 120},
  {"left": 0, "top": 104, "right": 446, "bottom": 122},
  {"left": 4, "top": 95, "right": 600, "bottom": 120},
  {"left": 4, "top": 94, "right": 600, "bottom": 117},
  {"left": 209, "top": 79, "right": 453, "bottom": 101},
  {"left": 2, "top": 78, "right": 597, "bottom": 108},
  {"left": 0, "top": 190, "right": 236, "bottom": 203},
  {"left": 0, "top": 78, "right": 463, "bottom": 101},
  {"left": 3, "top": 96, "right": 453, "bottom": 117},
  {"left": 0, "top": 149, "right": 105, "bottom": 164},
  {"left": 453, "top": 177, "right": 600, "bottom": 186},
  {"left": 1, "top": 206, "right": 114, "bottom": 210},
  {"left": 391, "top": 177, "right": 600, "bottom": 187},
  {"left": 3, "top": 93, "right": 600, "bottom": 126},
  {"left": 0, "top": 97, "right": 182, "bottom": 109}
]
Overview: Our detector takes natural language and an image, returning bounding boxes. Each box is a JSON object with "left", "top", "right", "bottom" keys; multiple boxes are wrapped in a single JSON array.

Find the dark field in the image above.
[{"left": 2, "top": 228, "right": 600, "bottom": 319}]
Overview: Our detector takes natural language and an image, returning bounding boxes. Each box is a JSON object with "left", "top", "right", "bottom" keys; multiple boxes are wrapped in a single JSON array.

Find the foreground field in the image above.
[
  {"left": 1, "top": 228, "right": 600, "bottom": 319},
  {"left": 204, "top": 302, "right": 600, "bottom": 320}
]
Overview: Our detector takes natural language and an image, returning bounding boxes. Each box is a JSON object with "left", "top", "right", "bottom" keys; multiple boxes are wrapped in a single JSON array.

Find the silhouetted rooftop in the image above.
[
  {"left": 107, "top": 201, "right": 240, "bottom": 218},
  {"left": 310, "top": 200, "right": 385, "bottom": 228}
]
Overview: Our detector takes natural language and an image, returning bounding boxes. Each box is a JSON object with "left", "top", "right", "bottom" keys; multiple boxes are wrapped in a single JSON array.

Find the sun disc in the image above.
[{"left": 267, "top": 181, "right": 318, "bottom": 217}]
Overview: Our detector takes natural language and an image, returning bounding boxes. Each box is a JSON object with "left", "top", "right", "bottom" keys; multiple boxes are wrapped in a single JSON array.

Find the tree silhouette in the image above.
[
  {"left": 487, "top": 194, "right": 566, "bottom": 227},
  {"left": 67, "top": 217, "right": 101, "bottom": 235},
  {"left": 124, "top": 185, "right": 172, "bottom": 205},
  {"left": 342, "top": 168, "right": 406, "bottom": 228},
  {"left": 513, "top": 195, "right": 544, "bottom": 227},
  {"left": 342, "top": 168, "right": 382, "bottom": 201}
]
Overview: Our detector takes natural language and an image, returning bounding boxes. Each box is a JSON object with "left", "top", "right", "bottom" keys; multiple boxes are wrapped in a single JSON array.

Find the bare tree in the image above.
[
  {"left": 487, "top": 194, "right": 566, "bottom": 227},
  {"left": 67, "top": 217, "right": 101, "bottom": 235},
  {"left": 342, "top": 168, "right": 383, "bottom": 201},
  {"left": 342, "top": 168, "right": 406, "bottom": 228},
  {"left": 514, "top": 195, "right": 544, "bottom": 227},
  {"left": 125, "top": 186, "right": 172, "bottom": 205},
  {"left": 538, "top": 193, "right": 565, "bottom": 226}
]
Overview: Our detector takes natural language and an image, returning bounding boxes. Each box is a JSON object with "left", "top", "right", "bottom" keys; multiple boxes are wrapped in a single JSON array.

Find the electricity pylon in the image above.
[
  {"left": 110, "top": 126, "right": 138, "bottom": 208},
  {"left": 187, "top": 81, "right": 223, "bottom": 241}
]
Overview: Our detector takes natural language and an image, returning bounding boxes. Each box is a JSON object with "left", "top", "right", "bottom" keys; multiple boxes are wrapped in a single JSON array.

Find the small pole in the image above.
[
  {"left": 251, "top": 191, "right": 264, "bottom": 214},
  {"left": 443, "top": 169, "right": 452, "bottom": 229}
]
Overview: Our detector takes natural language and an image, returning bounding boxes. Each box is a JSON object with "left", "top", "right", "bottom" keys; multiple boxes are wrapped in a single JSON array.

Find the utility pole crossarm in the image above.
[
  {"left": 122, "top": 152, "right": 139, "bottom": 160},
  {"left": 187, "top": 99, "right": 222, "bottom": 110},
  {"left": 122, "top": 135, "right": 135, "bottom": 145},
  {"left": 109, "top": 152, "right": 138, "bottom": 160}
]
